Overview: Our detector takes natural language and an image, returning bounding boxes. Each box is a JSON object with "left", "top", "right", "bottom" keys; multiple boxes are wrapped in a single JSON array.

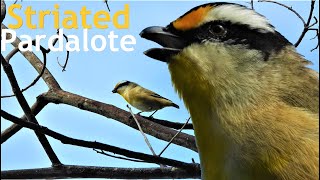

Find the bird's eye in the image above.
[{"left": 210, "top": 25, "right": 226, "bottom": 36}]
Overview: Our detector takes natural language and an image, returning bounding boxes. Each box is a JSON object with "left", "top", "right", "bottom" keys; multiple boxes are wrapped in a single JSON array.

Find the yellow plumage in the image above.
[
  {"left": 169, "top": 45, "right": 319, "bottom": 179},
  {"left": 112, "top": 81, "right": 179, "bottom": 114},
  {"left": 140, "top": 2, "right": 319, "bottom": 179}
]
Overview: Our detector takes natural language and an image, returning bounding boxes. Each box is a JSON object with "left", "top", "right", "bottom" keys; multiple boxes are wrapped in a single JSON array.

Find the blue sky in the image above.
[{"left": 1, "top": 0, "right": 319, "bottom": 179}]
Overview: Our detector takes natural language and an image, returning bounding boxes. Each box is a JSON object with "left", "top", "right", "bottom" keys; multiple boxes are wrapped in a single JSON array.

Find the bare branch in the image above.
[
  {"left": 1, "top": 24, "right": 61, "bottom": 90},
  {"left": 1, "top": 54, "right": 61, "bottom": 166},
  {"left": 143, "top": 116, "right": 194, "bottom": 130},
  {"left": 307, "top": 16, "right": 318, "bottom": 28},
  {"left": 257, "top": 0, "right": 318, "bottom": 50},
  {"left": 1, "top": 110, "right": 200, "bottom": 170},
  {"left": 159, "top": 117, "right": 191, "bottom": 157},
  {"left": 93, "top": 148, "right": 145, "bottom": 163},
  {"left": 13, "top": 0, "right": 22, "bottom": 5},
  {"left": 1, "top": 96, "right": 48, "bottom": 144},
  {"left": 1, "top": 24, "right": 62, "bottom": 142},
  {"left": 40, "top": 90, "right": 198, "bottom": 152},
  {"left": 258, "top": 0, "right": 306, "bottom": 24},
  {"left": 309, "top": 28, "right": 319, "bottom": 52},
  {"left": 104, "top": 0, "right": 110, "bottom": 12},
  {"left": 305, "top": 1, "right": 316, "bottom": 27},
  {"left": 1, "top": 0, "right": 5, "bottom": 23},
  {"left": 1, "top": 165, "right": 201, "bottom": 179},
  {"left": 56, "top": 29, "right": 70, "bottom": 72},
  {"left": 1, "top": 41, "right": 48, "bottom": 98},
  {"left": 127, "top": 105, "right": 157, "bottom": 156},
  {"left": 251, "top": 0, "right": 254, "bottom": 10},
  {"left": 294, "top": 0, "right": 317, "bottom": 47}
]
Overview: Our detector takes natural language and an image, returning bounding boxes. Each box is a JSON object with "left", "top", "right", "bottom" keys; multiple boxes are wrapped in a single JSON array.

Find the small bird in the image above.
[
  {"left": 141, "top": 2, "right": 319, "bottom": 180},
  {"left": 112, "top": 80, "right": 179, "bottom": 117}
]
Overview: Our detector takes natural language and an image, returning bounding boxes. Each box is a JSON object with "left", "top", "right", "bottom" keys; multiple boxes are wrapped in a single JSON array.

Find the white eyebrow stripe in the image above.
[{"left": 202, "top": 5, "right": 275, "bottom": 33}]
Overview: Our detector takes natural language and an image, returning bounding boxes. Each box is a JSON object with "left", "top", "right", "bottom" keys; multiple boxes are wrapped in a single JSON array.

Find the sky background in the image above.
[{"left": 1, "top": 0, "right": 319, "bottom": 179}]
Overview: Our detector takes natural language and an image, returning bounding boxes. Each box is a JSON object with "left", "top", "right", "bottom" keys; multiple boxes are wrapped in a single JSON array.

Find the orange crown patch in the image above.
[{"left": 173, "top": 5, "right": 213, "bottom": 31}]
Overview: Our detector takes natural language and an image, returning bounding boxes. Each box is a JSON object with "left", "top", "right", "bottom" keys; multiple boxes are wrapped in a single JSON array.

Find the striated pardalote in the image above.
[
  {"left": 140, "top": 2, "right": 319, "bottom": 180},
  {"left": 112, "top": 80, "right": 179, "bottom": 117}
]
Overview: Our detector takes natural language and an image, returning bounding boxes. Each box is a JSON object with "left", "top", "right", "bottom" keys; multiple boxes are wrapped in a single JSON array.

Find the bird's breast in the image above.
[{"left": 122, "top": 91, "right": 160, "bottom": 112}]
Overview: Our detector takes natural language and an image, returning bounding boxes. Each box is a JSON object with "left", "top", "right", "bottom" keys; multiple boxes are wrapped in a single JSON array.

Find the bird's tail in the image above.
[{"left": 171, "top": 103, "right": 179, "bottom": 109}]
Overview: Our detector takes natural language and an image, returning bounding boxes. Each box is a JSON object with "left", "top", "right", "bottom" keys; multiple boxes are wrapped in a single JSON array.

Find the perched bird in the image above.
[
  {"left": 112, "top": 80, "right": 179, "bottom": 117},
  {"left": 140, "top": 2, "right": 319, "bottom": 180}
]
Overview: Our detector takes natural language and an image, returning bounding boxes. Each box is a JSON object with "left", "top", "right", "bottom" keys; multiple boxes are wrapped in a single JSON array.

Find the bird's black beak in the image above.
[
  {"left": 140, "top": 26, "right": 187, "bottom": 63},
  {"left": 112, "top": 89, "right": 117, "bottom": 93}
]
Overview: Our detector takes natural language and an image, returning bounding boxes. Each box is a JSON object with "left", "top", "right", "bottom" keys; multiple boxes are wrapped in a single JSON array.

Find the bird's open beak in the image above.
[{"left": 140, "top": 26, "right": 187, "bottom": 63}]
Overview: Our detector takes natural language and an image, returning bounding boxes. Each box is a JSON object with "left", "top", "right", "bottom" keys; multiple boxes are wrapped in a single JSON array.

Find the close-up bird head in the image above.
[
  {"left": 140, "top": 2, "right": 318, "bottom": 112},
  {"left": 112, "top": 80, "right": 137, "bottom": 94},
  {"left": 141, "top": 2, "right": 291, "bottom": 62},
  {"left": 141, "top": 3, "right": 319, "bottom": 179}
]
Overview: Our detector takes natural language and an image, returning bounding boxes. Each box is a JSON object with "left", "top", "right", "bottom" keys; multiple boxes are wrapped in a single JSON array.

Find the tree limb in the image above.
[
  {"left": 1, "top": 54, "right": 61, "bottom": 166},
  {"left": 40, "top": 90, "right": 198, "bottom": 152},
  {"left": 1, "top": 110, "right": 200, "bottom": 170},
  {"left": 1, "top": 165, "right": 201, "bottom": 179},
  {"left": 1, "top": 0, "right": 5, "bottom": 24},
  {"left": 93, "top": 148, "right": 145, "bottom": 163},
  {"left": 1, "top": 96, "right": 49, "bottom": 144},
  {"left": 143, "top": 116, "right": 194, "bottom": 130}
]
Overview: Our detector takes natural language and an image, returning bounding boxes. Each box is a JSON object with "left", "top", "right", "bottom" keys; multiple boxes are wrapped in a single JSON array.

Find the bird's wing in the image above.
[
  {"left": 150, "top": 93, "right": 171, "bottom": 101},
  {"left": 141, "top": 88, "right": 172, "bottom": 102}
]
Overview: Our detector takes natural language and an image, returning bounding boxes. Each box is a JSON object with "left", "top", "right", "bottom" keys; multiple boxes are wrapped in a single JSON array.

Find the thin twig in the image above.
[
  {"left": 1, "top": 28, "right": 68, "bottom": 98},
  {"left": 104, "top": 0, "right": 110, "bottom": 12},
  {"left": 143, "top": 116, "right": 193, "bottom": 130},
  {"left": 13, "top": 0, "right": 21, "bottom": 4},
  {"left": 56, "top": 29, "right": 70, "bottom": 72},
  {"left": 1, "top": 24, "right": 61, "bottom": 90},
  {"left": 309, "top": 28, "right": 319, "bottom": 52},
  {"left": 258, "top": 0, "right": 306, "bottom": 24},
  {"left": 294, "top": 0, "right": 317, "bottom": 47},
  {"left": 1, "top": 42, "right": 47, "bottom": 98},
  {"left": 126, "top": 105, "right": 165, "bottom": 167},
  {"left": 258, "top": 0, "right": 318, "bottom": 50},
  {"left": 251, "top": 0, "right": 254, "bottom": 10},
  {"left": 126, "top": 105, "right": 157, "bottom": 156},
  {"left": 158, "top": 117, "right": 191, "bottom": 157},
  {"left": 307, "top": 16, "right": 318, "bottom": 28},
  {"left": 93, "top": 148, "right": 145, "bottom": 163}
]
